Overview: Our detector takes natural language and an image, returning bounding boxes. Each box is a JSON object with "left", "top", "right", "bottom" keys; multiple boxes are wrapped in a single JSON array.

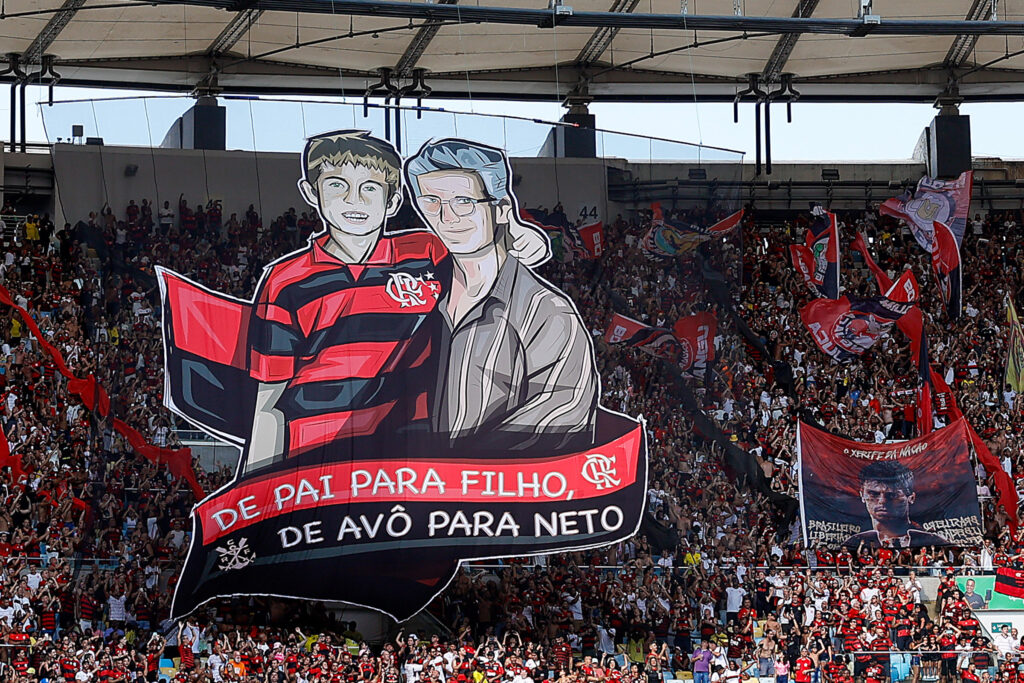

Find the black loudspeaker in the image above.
[
  {"left": 539, "top": 112, "right": 597, "bottom": 158},
  {"left": 160, "top": 97, "right": 226, "bottom": 151},
  {"left": 124, "top": 164, "right": 139, "bottom": 177},
  {"left": 928, "top": 114, "right": 972, "bottom": 178}
]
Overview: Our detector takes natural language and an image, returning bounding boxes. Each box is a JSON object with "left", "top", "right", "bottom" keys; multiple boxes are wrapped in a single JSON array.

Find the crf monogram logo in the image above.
[
  {"left": 215, "top": 537, "right": 255, "bottom": 571},
  {"left": 386, "top": 272, "right": 427, "bottom": 307},
  {"left": 581, "top": 453, "right": 620, "bottom": 490}
]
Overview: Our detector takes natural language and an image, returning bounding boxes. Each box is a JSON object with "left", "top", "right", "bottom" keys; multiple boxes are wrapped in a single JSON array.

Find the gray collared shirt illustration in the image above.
[{"left": 434, "top": 256, "right": 598, "bottom": 451}]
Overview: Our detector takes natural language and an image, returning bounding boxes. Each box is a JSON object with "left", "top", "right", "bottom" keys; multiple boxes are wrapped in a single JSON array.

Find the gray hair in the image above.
[
  {"left": 405, "top": 139, "right": 510, "bottom": 200},
  {"left": 404, "top": 138, "right": 551, "bottom": 268}
]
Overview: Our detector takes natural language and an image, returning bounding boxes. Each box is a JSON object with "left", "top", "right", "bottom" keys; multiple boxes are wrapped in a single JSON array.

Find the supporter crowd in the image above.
[{"left": 0, "top": 192, "right": 1018, "bottom": 682}]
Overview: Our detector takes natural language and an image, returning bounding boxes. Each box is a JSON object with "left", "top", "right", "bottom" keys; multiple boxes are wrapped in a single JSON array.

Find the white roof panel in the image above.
[{"left": 3, "top": 0, "right": 1024, "bottom": 101}]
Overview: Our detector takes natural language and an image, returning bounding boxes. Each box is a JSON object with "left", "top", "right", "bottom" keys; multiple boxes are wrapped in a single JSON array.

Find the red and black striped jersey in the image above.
[{"left": 249, "top": 230, "right": 447, "bottom": 457}]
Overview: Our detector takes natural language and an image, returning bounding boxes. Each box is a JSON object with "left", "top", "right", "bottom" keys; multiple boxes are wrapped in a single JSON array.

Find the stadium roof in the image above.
[{"left": 6, "top": 0, "right": 1024, "bottom": 103}]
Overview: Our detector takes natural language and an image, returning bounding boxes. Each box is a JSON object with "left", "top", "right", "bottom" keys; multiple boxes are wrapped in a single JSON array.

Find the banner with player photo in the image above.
[
  {"left": 161, "top": 133, "right": 648, "bottom": 621},
  {"left": 797, "top": 419, "right": 982, "bottom": 549}
]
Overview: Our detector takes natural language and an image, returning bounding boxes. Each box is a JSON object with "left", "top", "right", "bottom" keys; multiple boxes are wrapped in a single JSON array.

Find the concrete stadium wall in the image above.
[
  {"left": 51, "top": 143, "right": 305, "bottom": 228},
  {"left": 48, "top": 144, "right": 1024, "bottom": 225},
  {"left": 50, "top": 144, "right": 612, "bottom": 227}
]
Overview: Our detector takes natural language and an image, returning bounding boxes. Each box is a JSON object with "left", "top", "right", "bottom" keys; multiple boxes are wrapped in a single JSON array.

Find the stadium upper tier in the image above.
[{"left": 5, "top": 0, "right": 1024, "bottom": 101}]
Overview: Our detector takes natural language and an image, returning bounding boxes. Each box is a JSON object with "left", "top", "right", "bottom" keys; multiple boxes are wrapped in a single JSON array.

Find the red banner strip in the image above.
[
  {"left": 198, "top": 424, "right": 642, "bottom": 545},
  {"left": 928, "top": 368, "right": 1019, "bottom": 537}
]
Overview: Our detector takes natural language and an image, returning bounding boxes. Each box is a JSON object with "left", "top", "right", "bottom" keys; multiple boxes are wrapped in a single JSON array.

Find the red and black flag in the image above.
[
  {"left": 790, "top": 206, "right": 840, "bottom": 299},
  {"left": 673, "top": 312, "right": 717, "bottom": 374},
  {"left": 605, "top": 313, "right": 683, "bottom": 360},
  {"left": 643, "top": 203, "right": 743, "bottom": 259},
  {"left": 850, "top": 233, "right": 932, "bottom": 433},
  {"left": 880, "top": 171, "right": 973, "bottom": 250},
  {"left": 577, "top": 220, "right": 605, "bottom": 258},
  {"left": 800, "top": 295, "right": 915, "bottom": 364},
  {"left": 931, "top": 220, "right": 962, "bottom": 320},
  {"left": 996, "top": 568, "right": 1024, "bottom": 599}
]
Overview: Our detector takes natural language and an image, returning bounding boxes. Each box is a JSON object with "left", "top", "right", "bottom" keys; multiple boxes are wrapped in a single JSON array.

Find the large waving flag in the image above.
[
  {"left": 577, "top": 220, "right": 605, "bottom": 258},
  {"left": 790, "top": 206, "right": 840, "bottom": 299},
  {"left": 642, "top": 203, "right": 743, "bottom": 259},
  {"left": 604, "top": 313, "right": 682, "bottom": 360},
  {"left": 605, "top": 311, "right": 717, "bottom": 372},
  {"left": 800, "top": 294, "right": 916, "bottom": 364},
  {"left": 880, "top": 171, "right": 973, "bottom": 250},
  {"left": 929, "top": 362, "right": 1019, "bottom": 535},
  {"left": 931, "top": 220, "right": 962, "bottom": 320},
  {"left": 673, "top": 311, "right": 717, "bottom": 374},
  {"left": 850, "top": 233, "right": 932, "bottom": 432},
  {"left": 520, "top": 208, "right": 590, "bottom": 262}
]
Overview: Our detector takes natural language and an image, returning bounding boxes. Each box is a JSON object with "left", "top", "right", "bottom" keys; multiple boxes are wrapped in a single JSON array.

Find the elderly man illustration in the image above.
[{"left": 404, "top": 138, "right": 598, "bottom": 452}]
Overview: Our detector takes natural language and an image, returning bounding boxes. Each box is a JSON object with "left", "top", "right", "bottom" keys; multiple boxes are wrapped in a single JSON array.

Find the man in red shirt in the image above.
[{"left": 794, "top": 649, "right": 814, "bottom": 683}]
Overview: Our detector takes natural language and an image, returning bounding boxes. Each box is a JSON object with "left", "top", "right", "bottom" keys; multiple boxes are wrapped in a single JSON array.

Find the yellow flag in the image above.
[{"left": 1006, "top": 299, "right": 1024, "bottom": 391}]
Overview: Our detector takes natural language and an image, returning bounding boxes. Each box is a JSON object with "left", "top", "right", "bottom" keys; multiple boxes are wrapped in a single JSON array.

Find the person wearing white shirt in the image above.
[
  {"left": 903, "top": 572, "right": 923, "bottom": 604},
  {"left": 981, "top": 541, "right": 995, "bottom": 571},
  {"left": 725, "top": 582, "right": 746, "bottom": 620},
  {"left": 107, "top": 591, "right": 127, "bottom": 625},
  {"left": 404, "top": 659, "right": 424, "bottom": 682},
  {"left": 25, "top": 569, "right": 42, "bottom": 592},
  {"left": 657, "top": 550, "right": 674, "bottom": 569},
  {"left": 710, "top": 643, "right": 729, "bottom": 671},
  {"left": 993, "top": 625, "right": 1015, "bottom": 656},
  {"left": 859, "top": 584, "right": 879, "bottom": 604},
  {"left": 596, "top": 625, "right": 616, "bottom": 655},
  {"left": 208, "top": 648, "right": 226, "bottom": 682}
]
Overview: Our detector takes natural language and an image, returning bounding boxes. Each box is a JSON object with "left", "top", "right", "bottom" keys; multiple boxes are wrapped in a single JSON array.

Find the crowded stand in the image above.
[{"left": 0, "top": 188, "right": 1018, "bottom": 683}]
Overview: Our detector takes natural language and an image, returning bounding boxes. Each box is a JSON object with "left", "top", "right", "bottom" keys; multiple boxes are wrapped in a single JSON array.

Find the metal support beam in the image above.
[
  {"left": 208, "top": 8, "right": 265, "bottom": 55},
  {"left": 393, "top": 0, "right": 457, "bottom": 77},
  {"left": 23, "top": 0, "right": 86, "bottom": 65},
  {"left": 575, "top": 0, "right": 641, "bottom": 67},
  {"left": 944, "top": 0, "right": 991, "bottom": 67},
  {"left": 761, "top": 0, "right": 818, "bottom": 83},
  {"left": 151, "top": 1, "right": 1024, "bottom": 36}
]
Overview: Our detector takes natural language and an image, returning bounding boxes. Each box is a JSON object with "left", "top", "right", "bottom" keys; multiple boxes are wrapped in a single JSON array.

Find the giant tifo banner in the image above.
[
  {"left": 797, "top": 419, "right": 982, "bottom": 549},
  {"left": 160, "top": 132, "right": 648, "bottom": 621}
]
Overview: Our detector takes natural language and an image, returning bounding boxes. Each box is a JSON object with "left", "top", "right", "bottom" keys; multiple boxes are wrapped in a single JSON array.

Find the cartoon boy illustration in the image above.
[{"left": 243, "top": 130, "right": 448, "bottom": 472}]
